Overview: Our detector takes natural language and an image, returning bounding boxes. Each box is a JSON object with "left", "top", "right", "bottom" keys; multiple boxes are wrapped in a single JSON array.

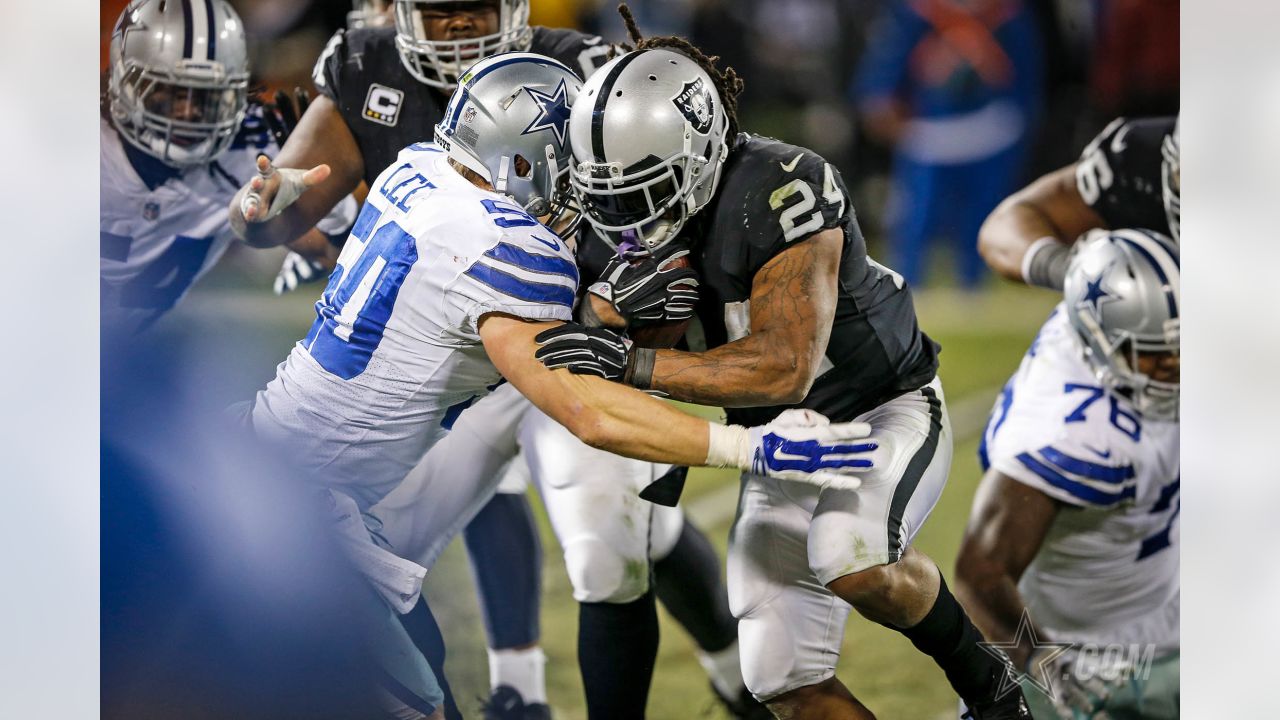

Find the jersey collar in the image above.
[{"left": 121, "top": 140, "right": 183, "bottom": 191}]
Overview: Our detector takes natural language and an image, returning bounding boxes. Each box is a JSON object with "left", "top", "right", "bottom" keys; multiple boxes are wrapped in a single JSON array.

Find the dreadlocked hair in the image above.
[{"left": 611, "top": 2, "right": 744, "bottom": 142}]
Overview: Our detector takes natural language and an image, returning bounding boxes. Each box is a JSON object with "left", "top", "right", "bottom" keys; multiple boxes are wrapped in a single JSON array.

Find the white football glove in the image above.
[
  {"left": 744, "top": 409, "right": 878, "bottom": 491},
  {"left": 274, "top": 251, "right": 329, "bottom": 295}
]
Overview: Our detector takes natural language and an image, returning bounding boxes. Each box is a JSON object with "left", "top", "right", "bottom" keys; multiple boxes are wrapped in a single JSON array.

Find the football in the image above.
[{"left": 629, "top": 253, "right": 697, "bottom": 349}]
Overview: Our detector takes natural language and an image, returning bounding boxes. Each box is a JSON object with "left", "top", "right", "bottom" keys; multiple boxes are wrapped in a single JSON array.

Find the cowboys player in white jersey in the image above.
[
  {"left": 978, "top": 115, "right": 1179, "bottom": 291},
  {"left": 100, "top": 0, "right": 353, "bottom": 334},
  {"left": 228, "top": 4, "right": 764, "bottom": 717},
  {"left": 243, "top": 54, "right": 879, "bottom": 720},
  {"left": 956, "top": 230, "right": 1180, "bottom": 718}
]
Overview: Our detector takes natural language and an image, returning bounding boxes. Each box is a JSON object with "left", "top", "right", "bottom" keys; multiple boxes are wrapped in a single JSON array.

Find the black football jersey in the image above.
[
  {"left": 580, "top": 135, "right": 940, "bottom": 426},
  {"left": 314, "top": 26, "right": 613, "bottom": 186},
  {"left": 1075, "top": 116, "right": 1175, "bottom": 234}
]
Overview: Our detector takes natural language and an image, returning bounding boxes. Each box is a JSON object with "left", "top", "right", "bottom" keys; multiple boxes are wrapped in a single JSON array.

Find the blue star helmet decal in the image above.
[
  {"left": 1080, "top": 270, "right": 1116, "bottom": 318},
  {"left": 522, "top": 79, "right": 571, "bottom": 146}
]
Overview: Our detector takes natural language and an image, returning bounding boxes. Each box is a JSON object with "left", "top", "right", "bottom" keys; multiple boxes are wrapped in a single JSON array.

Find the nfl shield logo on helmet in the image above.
[
  {"left": 671, "top": 77, "right": 714, "bottom": 135},
  {"left": 143, "top": 201, "right": 160, "bottom": 221}
]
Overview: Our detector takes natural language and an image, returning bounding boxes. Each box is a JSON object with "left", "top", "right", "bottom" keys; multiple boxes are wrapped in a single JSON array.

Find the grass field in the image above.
[{"left": 155, "top": 254, "right": 1059, "bottom": 720}]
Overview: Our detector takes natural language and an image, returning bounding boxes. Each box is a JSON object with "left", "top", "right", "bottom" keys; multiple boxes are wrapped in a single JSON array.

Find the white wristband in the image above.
[{"left": 705, "top": 422, "right": 752, "bottom": 470}]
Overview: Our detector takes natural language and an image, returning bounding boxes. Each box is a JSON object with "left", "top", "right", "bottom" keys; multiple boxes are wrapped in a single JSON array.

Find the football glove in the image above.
[
  {"left": 747, "top": 409, "right": 876, "bottom": 491},
  {"left": 274, "top": 251, "right": 329, "bottom": 295},
  {"left": 589, "top": 247, "right": 700, "bottom": 324},
  {"left": 534, "top": 324, "right": 631, "bottom": 381}
]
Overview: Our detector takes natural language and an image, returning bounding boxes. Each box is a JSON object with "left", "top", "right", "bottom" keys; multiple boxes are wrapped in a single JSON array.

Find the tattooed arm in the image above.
[{"left": 648, "top": 228, "right": 841, "bottom": 407}]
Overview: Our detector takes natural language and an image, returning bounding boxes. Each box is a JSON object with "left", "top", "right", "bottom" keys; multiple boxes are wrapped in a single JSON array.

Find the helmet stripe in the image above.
[
  {"left": 444, "top": 54, "right": 575, "bottom": 132},
  {"left": 180, "top": 0, "right": 195, "bottom": 59},
  {"left": 591, "top": 52, "right": 642, "bottom": 163},
  {"left": 204, "top": 0, "right": 217, "bottom": 60},
  {"left": 1114, "top": 233, "right": 1179, "bottom": 320}
]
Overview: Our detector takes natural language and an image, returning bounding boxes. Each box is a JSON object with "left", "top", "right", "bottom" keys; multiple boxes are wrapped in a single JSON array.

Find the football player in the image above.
[
  {"left": 100, "top": 0, "right": 354, "bottom": 334},
  {"left": 955, "top": 229, "right": 1179, "bottom": 718},
  {"left": 533, "top": 12, "right": 1031, "bottom": 719},
  {"left": 227, "top": 3, "right": 761, "bottom": 716},
  {"left": 242, "top": 55, "right": 877, "bottom": 720},
  {"left": 977, "top": 115, "right": 1179, "bottom": 291}
]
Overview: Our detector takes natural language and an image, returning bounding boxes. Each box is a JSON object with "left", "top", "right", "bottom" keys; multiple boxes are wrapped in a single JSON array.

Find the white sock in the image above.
[
  {"left": 698, "top": 639, "right": 747, "bottom": 700},
  {"left": 488, "top": 646, "right": 548, "bottom": 704}
]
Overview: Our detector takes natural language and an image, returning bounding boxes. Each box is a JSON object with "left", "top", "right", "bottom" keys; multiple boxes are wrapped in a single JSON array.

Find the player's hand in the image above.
[
  {"left": 534, "top": 323, "right": 631, "bottom": 381},
  {"left": 748, "top": 409, "right": 877, "bottom": 491},
  {"left": 239, "top": 154, "right": 330, "bottom": 224},
  {"left": 589, "top": 246, "right": 699, "bottom": 324},
  {"left": 274, "top": 251, "right": 330, "bottom": 295},
  {"left": 262, "top": 87, "right": 312, "bottom": 147},
  {"left": 1037, "top": 648, "right": 1117, "bottom": 719}
]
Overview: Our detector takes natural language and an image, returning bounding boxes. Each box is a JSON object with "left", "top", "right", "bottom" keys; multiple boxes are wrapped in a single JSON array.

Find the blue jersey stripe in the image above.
[
  {"left": 464, "top": 262, "right": 575, "bottom": 308},
  {"left": 1016, "top": 452, "right": 1136, "bottom": 506},
  {"left": 1038, "top": 446, "right": 1135, "bottom": 483},
  {"left": 101, "top": 231, "right": 132, "bottom": 262},
  {"left": 483, "top": 243, "right": 579, "bottom": 283}
]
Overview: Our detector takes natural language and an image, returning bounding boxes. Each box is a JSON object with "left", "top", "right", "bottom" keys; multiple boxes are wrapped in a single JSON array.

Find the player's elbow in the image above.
[
  {"left": 760, "top": 352, "right": 816, "bottom": 405},
  {"left": 562, "top": 404, "right": 616, "bottom": 451}
]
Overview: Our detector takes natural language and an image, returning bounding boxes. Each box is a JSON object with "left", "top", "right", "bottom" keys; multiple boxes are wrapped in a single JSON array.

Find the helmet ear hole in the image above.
[{"left": 514, "top": 154, "right": 532, "bottom": 179}]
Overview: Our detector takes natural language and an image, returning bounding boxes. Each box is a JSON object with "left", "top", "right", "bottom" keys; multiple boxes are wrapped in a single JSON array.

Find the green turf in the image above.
[{"left": 163, "top": 267, "right": 1058, "bottom": 719}]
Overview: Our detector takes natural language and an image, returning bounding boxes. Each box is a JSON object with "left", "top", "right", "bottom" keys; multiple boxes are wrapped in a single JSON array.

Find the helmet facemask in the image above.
[
  {"left": 110, "top": 61, "right": 247, "bottom": 168},
  {"left": 394, "top": 0, "right": 532, "bottom": 90},
  {"left": 1077, "top": 312, "right": 1180, "bottom": 420},
  {"left": 571, "top": 122, "right": 724, "bottom": 257}
]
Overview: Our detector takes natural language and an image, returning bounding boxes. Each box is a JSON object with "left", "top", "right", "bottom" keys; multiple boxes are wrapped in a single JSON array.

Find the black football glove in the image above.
[
  {"left": 588, "top": 246, "right": 699, "bottom": 324},
  {"left": 263, "top": 87, "right": 312, "bottom": 147},
  {"left": 534, "top": 324, "right": 632, "bottom": 381}
]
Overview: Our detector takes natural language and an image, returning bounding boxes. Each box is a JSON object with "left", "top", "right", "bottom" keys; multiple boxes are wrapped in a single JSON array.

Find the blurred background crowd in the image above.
[{"left": 101, "top": 0, "right": 1177, "bottom": 288}]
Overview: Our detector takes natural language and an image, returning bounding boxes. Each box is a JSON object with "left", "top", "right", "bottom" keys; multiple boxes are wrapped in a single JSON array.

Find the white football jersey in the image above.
[
  {"left": 100, "top": 114, "right": 355, "bottom": 332},
  {"left": 250, "top": 143, "right": 578, "bottom": 510},
  {"left": 980, "top": 306, "right": 1179, "bottom": 653}
]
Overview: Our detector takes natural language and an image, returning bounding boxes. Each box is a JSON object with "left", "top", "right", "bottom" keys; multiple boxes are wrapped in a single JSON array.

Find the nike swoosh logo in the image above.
[
  {"left": 1110, "top": 126, "right": 1130, "bottom": 155},
  {"left": 1083, "top": 443, "right": 1112, "bottom": 460},
  {"left": 771, "top": 447, "right": 811, "bottom": 464},
  {"left": 779, "top": 153, "right": 804, "bottom": 173},
  {"left": 533, "top": 235, "right": 560, "bottom": 251}
]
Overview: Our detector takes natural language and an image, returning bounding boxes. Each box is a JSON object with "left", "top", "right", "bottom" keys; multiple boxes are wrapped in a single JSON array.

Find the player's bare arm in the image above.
[
  {"left": 648, "top": 228, "right": 841, "bottom": 407},
  {"left": 977, "top": 164, "right": 1108, "bottom": 285},
  {"left": 480, "top": 312, "right": 717, "bottom": 466},
  {"left": 953, "top": 469, "right": 1060, "bottom": 668},
  {"left": 230, "top": 95, "right": 366, "bottom": 248}
]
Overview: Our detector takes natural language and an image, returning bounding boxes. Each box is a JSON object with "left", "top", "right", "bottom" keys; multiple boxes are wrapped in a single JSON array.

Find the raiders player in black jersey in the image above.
[
  {"left": 533, "top": 14, "right": 1031, "bottom": 720},
  {"left": 978, "top": 115, "right": 1179, "bottom": 290},
  {"left": 226, "top": 4, "right": 760, "bottom": 720}
]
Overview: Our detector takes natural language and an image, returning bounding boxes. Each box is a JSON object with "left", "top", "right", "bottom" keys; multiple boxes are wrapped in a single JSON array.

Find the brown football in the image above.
[{"left": 629, "top": 253, "right": 696, "bottom": 350}]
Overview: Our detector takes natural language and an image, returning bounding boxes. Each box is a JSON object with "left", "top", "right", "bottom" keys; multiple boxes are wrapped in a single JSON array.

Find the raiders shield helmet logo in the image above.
[{"left": 671, "top": 77, "right": 714, "bottom": 135}]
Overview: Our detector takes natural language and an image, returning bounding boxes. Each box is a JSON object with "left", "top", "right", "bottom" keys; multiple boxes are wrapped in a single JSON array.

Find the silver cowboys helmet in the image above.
[
  {"left": 434, "top": 53, "right": 582, "bottom": 233},
  {"left": 107, "top": 0, "right": 249, "bottom": 168},
  {"left": 395, "top": 0, "right": 532, "bottom": 90},
  {"left": 1064, "top": 228, "right": 1180, "bottom": 419},
  {"left": 567, "top": 49, "right": 730, "bottom": 255},
  {"left": 1161, "top": 116, "right": 1180, "bottom": 242}
]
